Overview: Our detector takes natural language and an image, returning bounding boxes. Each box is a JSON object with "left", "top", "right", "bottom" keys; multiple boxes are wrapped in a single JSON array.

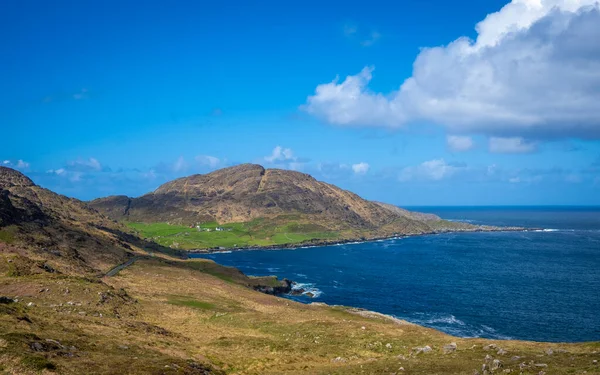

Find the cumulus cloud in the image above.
[
  {"left": 264, "top": 146, "right": 296, "bottom": 163},
  {"left": 2, "top": 159, "right": 30, "bottom": 170},
  {"left": 399, "top": 159, "right": 465, "bottom": 181},
  {"left": 195, "top": 155, "right": 221, "bottom": 168},
  {"left": 66, "top": 157, "right": 102, "bottom": 172},
  {"left": 305, "top": 0, "right": 600, "bottom": 140},
  {"left": 489, "top": 137, "right": 537, "bottom": 153},
  {"left": 352, "top": 162, "right": 370, "bottom": 175},
  {"left": 46, "top": 168, "right": 82, "bottom": 182},
  {"left": 447, "top": 135, "right": 474, "bottom": 152},
  {"left": 262, "top": 146, "right": 312, "bottom": 171}
]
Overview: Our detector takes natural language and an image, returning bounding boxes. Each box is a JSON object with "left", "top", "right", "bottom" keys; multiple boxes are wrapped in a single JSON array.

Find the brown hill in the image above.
[
  {"left": 90, "top": 164, "right": 464, "bottom": 236},
  {"left": 0, "top": 166, "right": 172, "bottom": 275}
]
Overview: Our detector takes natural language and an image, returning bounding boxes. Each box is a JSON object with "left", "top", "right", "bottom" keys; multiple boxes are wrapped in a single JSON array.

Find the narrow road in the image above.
[{"left": 104, "top": 255, "right": 143, "bottom": 277}]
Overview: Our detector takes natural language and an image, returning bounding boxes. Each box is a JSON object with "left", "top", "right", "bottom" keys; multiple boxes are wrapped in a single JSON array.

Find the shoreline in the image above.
[
  {"left": 183, "top": 225, "right": 598, "bottom": 343},
  {"left": 186, "top": 225, "right": 532, "bottom": 255}
]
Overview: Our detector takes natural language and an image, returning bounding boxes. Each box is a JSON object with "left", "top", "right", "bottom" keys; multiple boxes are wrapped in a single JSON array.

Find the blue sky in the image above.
[{"left": 1, "top": 0, "right": 599, "bottom": 205}]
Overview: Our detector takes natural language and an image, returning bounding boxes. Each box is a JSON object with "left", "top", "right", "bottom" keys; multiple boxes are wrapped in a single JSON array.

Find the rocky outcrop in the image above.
[
  {"left": 252, "top": 278, "right": 293, "bottom": 295},
  {"left": 0, "top": 166, "right": 169, "bottom": 275}
]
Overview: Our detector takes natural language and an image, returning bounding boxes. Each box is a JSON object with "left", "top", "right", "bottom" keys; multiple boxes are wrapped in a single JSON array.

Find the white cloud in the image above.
[
  {"left": 195, "top": 155, "right": 221, "bottom": 169},
  {"left": 142, "top": 169, "right": 157, "bottom": 180},
  {"left": 2, "top": 159, "right": 30, "bottom": 170},
  {"left": 305, "top": 1, "right": 600, "bottom": 140},
  {"left": 489, "top": 137, "right": 537, "bottom": 153},
  {"left": 173, "top": 156, "right": 187, "bottom": 172},
  {"left": 67, "top": 157, "right": 102, "bottom": 171},
  {"left": 47, "top": 168, "right": 67, "bottom": 176},
  {"left": 16, "top": 160, "right": 30, "bottom": 169},
  {"left": 352, "top": 162, "right": 370, "bottom": 175},
  {"left": 361, "top": 31, "right": 381, "bottom": 47},
  {"left": 447, "top": 135, "right": 474, "bottom": 152},
  {"left": 399, "top": 159, "right": 464, "bottom": 181},
  {"left": 264, "top": 146, "right": 296, "bottom": 163}
]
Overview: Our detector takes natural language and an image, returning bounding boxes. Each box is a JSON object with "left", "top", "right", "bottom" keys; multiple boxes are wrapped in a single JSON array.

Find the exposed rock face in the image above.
[
  {"left": 252, "top": 278, "right": 293, "bottom": 295},
  {"left": 0, "top": 166, "right": 159, "bottom": 274},
  {"left": 0, "top": 167, "right": 35, "bottom": 189},
  {"left": 89, "top": 164, "right": 451, "bottom": 235}
]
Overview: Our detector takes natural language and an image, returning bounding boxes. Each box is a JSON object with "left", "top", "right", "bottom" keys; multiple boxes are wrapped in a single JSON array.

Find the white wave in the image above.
[
  {"left": 267, "top": 267, "right": 280, "bottom": 272},
  {"left": 481, "top": 325, "right": 496, "bottom": 333},
  {"left": 407, "top": 315, "right": 512, "bottom": 340},
  {"left": 295, "top": 273, "right": 307, "bottom": 278},
  {"left": 412, "top": 313, "right": 466, "bottom": 326},
  {"left": 425, "top": 315, "right": 465, "bottom": 326},
  {"left": 291, "top": 282, "right": 323, "bottom": 298},
  {"left": 345, "top": 241, "right": 365, "bottom": 245}
]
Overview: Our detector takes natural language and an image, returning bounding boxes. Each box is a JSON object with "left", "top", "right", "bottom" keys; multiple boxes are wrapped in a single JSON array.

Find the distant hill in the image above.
[
  {"left": 89, "top": 164, "right": 475, "bottom": 239},
  {"left": 0, "top": 166, "right": 172, "bottom": 275}
]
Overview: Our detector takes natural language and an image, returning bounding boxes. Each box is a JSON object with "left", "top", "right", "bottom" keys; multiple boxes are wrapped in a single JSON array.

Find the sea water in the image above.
[{"left": 192, "top": 206, "right": 600, "bottom": 342}]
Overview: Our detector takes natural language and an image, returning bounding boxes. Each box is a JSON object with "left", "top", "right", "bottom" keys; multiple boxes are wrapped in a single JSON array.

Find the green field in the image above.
[{"left": 127, "top": 219, "right": 339, "bottom": 250}]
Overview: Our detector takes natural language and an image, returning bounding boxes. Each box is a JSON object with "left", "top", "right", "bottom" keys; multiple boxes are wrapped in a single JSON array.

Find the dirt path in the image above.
[{"left": 105, "top": 255, "right": 143, "bottom": 277}]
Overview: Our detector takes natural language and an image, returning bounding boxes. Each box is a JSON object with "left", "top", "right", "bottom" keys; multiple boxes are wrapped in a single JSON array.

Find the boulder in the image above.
[
  {"left": 491, "top": 359, "right": 502, "bottom": 371},
  {"left": 443, "top": 342, "right": 457, "bottom": 354}
]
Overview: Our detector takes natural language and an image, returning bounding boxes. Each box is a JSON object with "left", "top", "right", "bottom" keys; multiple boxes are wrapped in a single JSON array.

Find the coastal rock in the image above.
[
  {"left": 443, "top": 342, "right": 457, "bottom": 354},
  {"left": 252, "top": 278, "right": 293, "bottom": 295},
  {"left": 491, "top": 359, "right": 503, "bottom": 371},
  {"left": 413, "top": 345, "right": 432, "bottom": 355},
  {"left": 497, "top": 348, "right": 507, "bottom": 355}
]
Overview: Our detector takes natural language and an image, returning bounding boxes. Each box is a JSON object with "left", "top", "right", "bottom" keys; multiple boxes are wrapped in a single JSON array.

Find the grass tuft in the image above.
[{"left": 168, "top": 296, "right": 215, "bottom": 310}]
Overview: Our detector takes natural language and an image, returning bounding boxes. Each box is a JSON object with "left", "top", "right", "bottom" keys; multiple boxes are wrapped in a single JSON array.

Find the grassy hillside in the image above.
[
  {"left": 126, "top": 218, "right": 341, "bottom": 250},
  {"left": 2, "top": 254, "right": 599, "bottom": 374}
]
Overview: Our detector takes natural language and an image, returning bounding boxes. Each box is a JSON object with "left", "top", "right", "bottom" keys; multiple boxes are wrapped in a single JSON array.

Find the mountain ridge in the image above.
[
  {"left": 0, "top": 166, "right": 179, "bottom": 275},
  {"left": 89, "top": 163, "right": 447, "bottom": 234}
]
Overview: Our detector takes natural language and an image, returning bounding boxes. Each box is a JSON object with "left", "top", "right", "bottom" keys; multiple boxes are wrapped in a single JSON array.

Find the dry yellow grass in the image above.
[{"left": 2, "top": 254, "right": 598, "bottom": 374}]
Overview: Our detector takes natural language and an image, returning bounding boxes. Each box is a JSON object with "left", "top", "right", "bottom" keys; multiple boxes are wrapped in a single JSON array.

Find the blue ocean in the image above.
[{"left": 192, "top": 206, "right": 600, "bottom": 343}]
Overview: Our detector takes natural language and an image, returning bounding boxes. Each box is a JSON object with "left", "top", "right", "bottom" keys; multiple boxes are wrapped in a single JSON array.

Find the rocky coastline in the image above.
[{"left": 187, "top": 225, "right": 531, "bottom": 255}]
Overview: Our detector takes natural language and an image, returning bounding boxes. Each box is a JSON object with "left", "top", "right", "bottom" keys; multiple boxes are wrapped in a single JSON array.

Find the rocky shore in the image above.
[{"left": 187, "top": 225, "right": 531, "bottom": 255}]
